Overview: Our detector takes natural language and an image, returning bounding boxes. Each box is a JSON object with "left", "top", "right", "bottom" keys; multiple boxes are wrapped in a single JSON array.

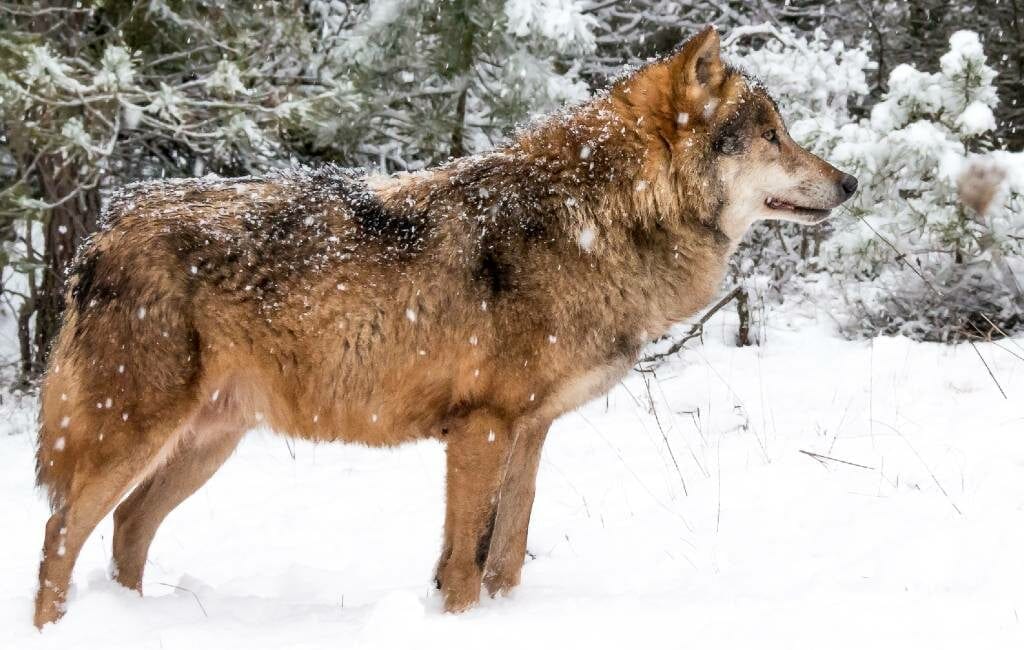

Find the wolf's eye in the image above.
[{"left": 763, "top": 129, "right": 779, "bottom": 144}]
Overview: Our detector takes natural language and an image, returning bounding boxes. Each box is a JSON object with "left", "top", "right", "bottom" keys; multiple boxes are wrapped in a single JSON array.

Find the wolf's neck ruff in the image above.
[{"left": 368, "top": 86, "right": 737, "bottom": 341}]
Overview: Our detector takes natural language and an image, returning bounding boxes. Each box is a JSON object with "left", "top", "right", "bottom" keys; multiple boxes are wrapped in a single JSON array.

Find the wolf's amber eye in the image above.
[{"left": 763, "top": 129, "right": 779, "bottom": 144}]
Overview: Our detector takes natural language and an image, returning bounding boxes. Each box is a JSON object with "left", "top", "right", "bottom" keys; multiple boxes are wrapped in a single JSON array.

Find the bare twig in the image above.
[
  {"left": 638, "top": 285, "right": 743, "bottom": 365},
  {"left": 723, "top": 22, "right": 806, "bottom": 52}
]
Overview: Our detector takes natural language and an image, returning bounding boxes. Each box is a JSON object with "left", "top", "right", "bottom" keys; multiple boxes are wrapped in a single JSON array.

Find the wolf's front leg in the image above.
[
  {"left": 437, "top": 408, "right": 513, "bottom": 612},
  {"left": 482, "top": 417, "right": 550, "bottom": 597}
]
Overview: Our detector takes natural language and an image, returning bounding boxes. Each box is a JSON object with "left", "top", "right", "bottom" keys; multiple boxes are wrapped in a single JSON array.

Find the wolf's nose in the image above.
[{"left": 839, "top": 174, "right": 858, "bottom": 199}]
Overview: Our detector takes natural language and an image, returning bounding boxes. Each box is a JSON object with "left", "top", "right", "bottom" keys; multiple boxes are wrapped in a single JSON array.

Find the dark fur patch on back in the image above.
[
  {"left": 475, "top": 249, "right": 510, "bottom": 295},
  {"left": 517, "top": 215, "right": 549, "bottom": 241},
  {"left": 70, "top": 250, "right": 100, "bottom": 311},
  {"left": 337, "top": 176, "right": 427, "bottom": 254},
  {"left": 70, "top": 247, "right": 122, "bottom": 312}
]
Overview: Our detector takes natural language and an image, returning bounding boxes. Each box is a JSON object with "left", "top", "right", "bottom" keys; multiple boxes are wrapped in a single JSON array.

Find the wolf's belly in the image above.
[{"left": 234, "top": 344, "right": 496, "bottom": 447}]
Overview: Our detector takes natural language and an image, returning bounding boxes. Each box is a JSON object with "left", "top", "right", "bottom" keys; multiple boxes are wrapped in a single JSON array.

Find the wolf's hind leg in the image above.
[
  {"left": 482, "top": 417, "right": 550, "bottom": 597},
  {"left": 112, "top": 413, "right": 245, "bottom": 592},
  {"left": 34, "top": 432, "right": 171, "bottom": 629},
  {"left": 437, "top": 408, "right": 514, "bottom": 613}
]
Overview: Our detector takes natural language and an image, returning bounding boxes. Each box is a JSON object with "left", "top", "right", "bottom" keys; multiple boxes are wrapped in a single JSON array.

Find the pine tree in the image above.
[
  {"left": 822, "top": 31, "right": 1024, "bottom": 340},
  {"left": 0, "top": 0, "right": 352, "bottom": 379},
  {"left": 308, "top": 0, "right": 596, "bottom": 170}
]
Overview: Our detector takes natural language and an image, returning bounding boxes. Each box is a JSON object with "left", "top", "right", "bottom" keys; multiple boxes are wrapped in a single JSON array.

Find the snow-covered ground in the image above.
[{"left": 2, "top": 316, "right": 1023, "bottom": 649}]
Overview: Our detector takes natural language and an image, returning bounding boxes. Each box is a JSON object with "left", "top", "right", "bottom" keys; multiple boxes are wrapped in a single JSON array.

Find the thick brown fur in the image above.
[{"left": 32, "top": 27, "right": 855, "bottom": 627}]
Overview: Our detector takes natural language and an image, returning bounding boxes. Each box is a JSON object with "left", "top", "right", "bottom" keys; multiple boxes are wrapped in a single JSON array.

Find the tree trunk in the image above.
[
  {"left": 17, "top": 297, "right": 35, "bottom": 389},
  {"left": 450, "top": 85, "right": 469, "bottom": 159},
  {"left": 6, "top": 0, "right": 101, "bottom": 380},
  {"left": 735, "top": 286, "right": 752, "bottom": 347},
  {"left": 30, "top": 154, "right": 100, "bottom": 375},
  {"left": 448, "top": 0, "right": 475, "bottom": 159}
]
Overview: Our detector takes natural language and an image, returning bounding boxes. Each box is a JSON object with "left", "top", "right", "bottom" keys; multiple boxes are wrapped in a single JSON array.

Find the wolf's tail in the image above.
[{"left": 36, "top": 237, "right": 203, "bottom": 509}]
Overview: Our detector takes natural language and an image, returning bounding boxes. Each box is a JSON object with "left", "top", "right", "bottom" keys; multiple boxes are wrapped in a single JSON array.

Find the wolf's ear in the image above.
[{"left": 676, "top": 26, "right": 725, "bottom": 92}]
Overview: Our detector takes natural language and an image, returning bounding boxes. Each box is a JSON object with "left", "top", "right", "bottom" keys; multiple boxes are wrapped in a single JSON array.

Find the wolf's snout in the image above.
[{"left": 838, "top": 173, "right": 858, "bottom": 200}]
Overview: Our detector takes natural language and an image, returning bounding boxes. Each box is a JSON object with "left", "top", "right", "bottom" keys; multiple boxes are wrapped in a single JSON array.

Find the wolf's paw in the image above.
[
  {"left": 440, "top": 568, "right": 481, "bottom": 613},
  {"left": 33, "top": 587, "right": 66, "bottom": 630},
  {"left": 483, "top": 566, "right": 521, "bottom": 597}
]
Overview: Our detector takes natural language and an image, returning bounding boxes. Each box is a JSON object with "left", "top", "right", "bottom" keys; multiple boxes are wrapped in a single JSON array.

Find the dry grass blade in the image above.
[
  {"left": 156, "top": 582, "right": 209, "bottom": 617},
  {"left": 798, "top": 449, "right": 875, "bottom": 470}
]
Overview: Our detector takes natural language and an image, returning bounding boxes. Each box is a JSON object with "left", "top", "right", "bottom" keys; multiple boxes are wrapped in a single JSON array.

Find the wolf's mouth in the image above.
[{"left": 765, "top": 197, "right": 831, "bottom": 220}]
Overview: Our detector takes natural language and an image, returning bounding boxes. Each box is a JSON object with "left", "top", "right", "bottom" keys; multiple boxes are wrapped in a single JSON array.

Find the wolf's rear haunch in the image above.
[
  {"left": 33, "top": 27, "right": 857, "bottom": 629},
  {"left": 34, "top": 221, "right": 207, "bottom": 624}
]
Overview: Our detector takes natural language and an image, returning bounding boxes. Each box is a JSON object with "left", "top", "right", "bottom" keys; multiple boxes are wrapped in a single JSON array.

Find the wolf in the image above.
[{"left": 32, "top": 26, "right": 856, "bottom": 627}]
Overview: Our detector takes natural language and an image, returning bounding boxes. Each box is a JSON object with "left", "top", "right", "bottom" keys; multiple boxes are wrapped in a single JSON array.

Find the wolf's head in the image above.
[{"left": 612, "top": 26, "right": 857, "bottom": 240}]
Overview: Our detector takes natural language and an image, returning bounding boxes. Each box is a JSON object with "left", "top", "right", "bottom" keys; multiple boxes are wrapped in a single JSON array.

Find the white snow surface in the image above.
[{"left": 2, "top": 318, "right": 1024, "bottom": 649}]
